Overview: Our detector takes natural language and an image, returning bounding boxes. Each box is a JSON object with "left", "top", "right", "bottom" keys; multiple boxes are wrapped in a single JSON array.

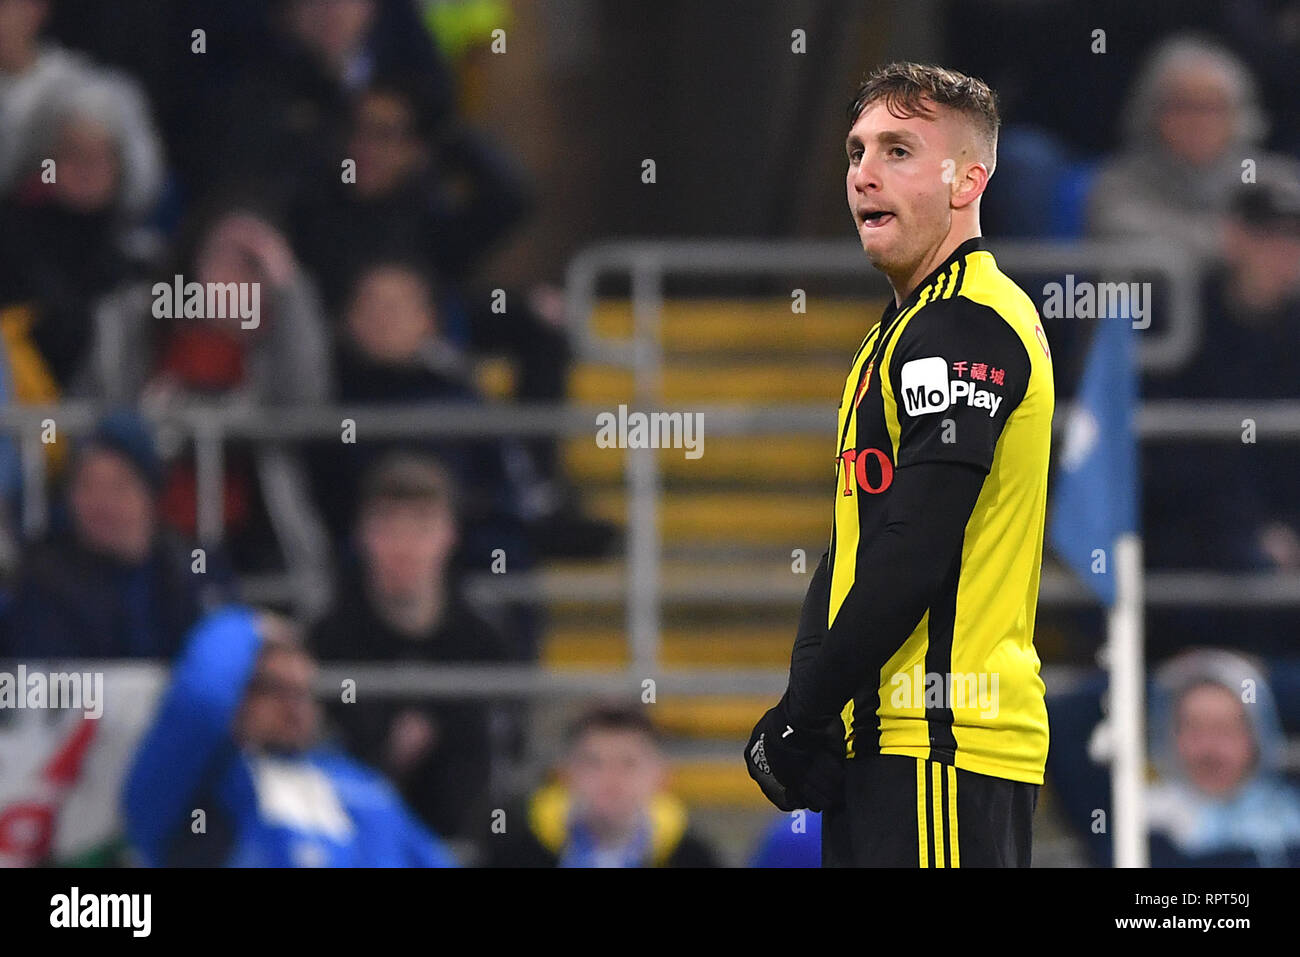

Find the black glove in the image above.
[{"left": 744, "top": 695, "right": 845, "bottom": 812}]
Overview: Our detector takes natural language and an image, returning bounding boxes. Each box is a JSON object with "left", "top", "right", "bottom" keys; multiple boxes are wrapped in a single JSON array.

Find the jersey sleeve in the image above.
[{"left": 887, "top": 297, "right": 1032, "bottom": 472}]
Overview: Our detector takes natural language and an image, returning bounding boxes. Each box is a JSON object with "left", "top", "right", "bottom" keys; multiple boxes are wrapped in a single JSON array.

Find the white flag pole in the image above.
[{"left": 1109, "top": 532, "right": 1148, "bottom": 867}]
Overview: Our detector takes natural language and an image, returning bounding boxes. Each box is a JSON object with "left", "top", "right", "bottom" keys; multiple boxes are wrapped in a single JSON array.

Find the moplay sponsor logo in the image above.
[{"left": 900, "top": 357, "right": 1003, "bottom": 418}]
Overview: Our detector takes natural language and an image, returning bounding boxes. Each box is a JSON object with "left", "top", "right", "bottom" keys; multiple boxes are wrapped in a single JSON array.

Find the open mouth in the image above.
[{"left": 860, "top": 210, "right": 895, "bottom": 228}]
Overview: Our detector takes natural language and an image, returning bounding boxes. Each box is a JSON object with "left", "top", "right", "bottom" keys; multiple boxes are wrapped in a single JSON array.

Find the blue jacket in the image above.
[
  {"left": 750, "top": 812, "right": 822, "bottom": 868},
  {"left": 122, "top": 606, "right": 456, "bottom": 867}
]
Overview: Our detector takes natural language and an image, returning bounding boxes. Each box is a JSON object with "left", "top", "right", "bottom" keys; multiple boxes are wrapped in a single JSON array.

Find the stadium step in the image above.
[
  {"left": 668, "top": 756, "right": 771, "bottom": 808},
  {"left": 569, "top": 361, "right": 845, "bottom": 403},
  {"left": 533, "top": 296, "right": 862, "bottom": 795},
  {"left": 584, "top": 489, "right": 828, "bottom": 545},
  {"left": 562, "top": 434, "right": 833, "bottom": 483},
  {"left": 655, "top": 698, "right": 774, "bottom": 738},
  {"left": 590, "top": 298, "right": 885, "bottom": 354},
  {"left": 541, "top": 624, "right": 792, "bottom": 668}
]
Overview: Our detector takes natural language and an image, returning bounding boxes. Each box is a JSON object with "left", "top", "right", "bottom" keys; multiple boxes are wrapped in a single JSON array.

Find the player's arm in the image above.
[
  {"left": 785, "top": 460, "right": 985, "bottom": 727},
  {"left": 746, "top": 464, "right": 983, "bottom": 812},
  {"left": 789, "top": 298, "right": 1032, "bottom": 727}
]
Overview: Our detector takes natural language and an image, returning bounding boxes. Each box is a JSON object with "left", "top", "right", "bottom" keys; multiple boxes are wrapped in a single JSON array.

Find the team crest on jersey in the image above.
[{"left": 853, "top": 360, "right": 874, "bottom": 409}]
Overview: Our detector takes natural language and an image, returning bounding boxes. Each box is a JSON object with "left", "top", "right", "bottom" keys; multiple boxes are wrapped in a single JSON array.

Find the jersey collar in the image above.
[{"left": 881, "top": 236, "right": 988, "bottom": 321}]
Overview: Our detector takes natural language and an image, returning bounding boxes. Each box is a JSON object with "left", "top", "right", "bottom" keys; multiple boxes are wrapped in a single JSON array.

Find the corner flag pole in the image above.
[{"left": 1108, "top": 533, "right": 1147, "bottom": 867}]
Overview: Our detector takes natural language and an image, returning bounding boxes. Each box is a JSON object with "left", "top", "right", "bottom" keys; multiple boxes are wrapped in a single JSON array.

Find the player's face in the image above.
[
  {"left": 845, "top": 101, "right": 954, "bottom": 275},
  {"left": 1174, "top": 683, "right": 1255, "bottom": 798}
]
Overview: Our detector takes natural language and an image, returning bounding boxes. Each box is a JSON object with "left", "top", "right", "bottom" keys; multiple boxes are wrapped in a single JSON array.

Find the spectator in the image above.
[
  {"left": 1146, "top": 648, "right": 1300, "bottom": 867},
  {"left": 199, "top": 0, "right": 454, "bottom": 205},
  {"left": 1086, "top": 33, "right": 1299, "bottom": 264},
  {"left": 483, "top": 703, "right": 720, "bottom": 867},
  {"left": 122, "top": 605, "right": 456, "bottom": 867},
  {"left": 1144, "top": 175, "right": 1300, "bottom": 574},
  {"left": 0, "top": 0, "right": 163, "bottom": 206},
  {"left": 292, "top": 77, "right": 530, "bottom": 308},
  {"left": 0, "top": 322, "right": 24, "bottom": 570},
  {"left": 291, "top": 78, "right": 591, "bottom": 520},
  {"left": 141, "top": 204, "right": 332, "bottom": 407},
  {"left": 42, "top": 0, "right": 276, "bottom": 197},
  {"left": 0, "top": 77, "right": 165, "bottom": 386},
  {"left": 81, "top": 200, "right": 335, "bottom": 606},
  {"left": 1, "top": 410, "right": 230, "bottom": 659},
  {"left": 1139, "top": 173, "right": 1300, "bottom": 655},
  {"left": 316, "top": 257, "right": 536, "bottom": 567},
  {"left": 312, "top": 453, "right": 523, "bottom": 838}
]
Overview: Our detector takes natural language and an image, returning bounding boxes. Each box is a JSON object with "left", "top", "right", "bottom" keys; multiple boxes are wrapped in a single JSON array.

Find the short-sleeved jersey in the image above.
[{"left": 829, "top": 237, "right": 1054, "bottom": 785}]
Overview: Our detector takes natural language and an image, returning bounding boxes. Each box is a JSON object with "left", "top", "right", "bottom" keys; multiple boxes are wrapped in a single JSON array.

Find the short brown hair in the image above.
[
  {"left": 848, "top": 62, "right": 1000, "bottom": 171},
  {"left": 358, "top": 451, "right": 457, "bottom": 517},
  {"left": 566, "top": 702, "right": 661, "bottom": 749}
]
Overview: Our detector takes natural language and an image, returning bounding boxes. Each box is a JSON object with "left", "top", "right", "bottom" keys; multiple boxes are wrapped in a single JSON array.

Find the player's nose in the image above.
[{"left": 850, "top": 157, "right": 880, "bottom": 193}]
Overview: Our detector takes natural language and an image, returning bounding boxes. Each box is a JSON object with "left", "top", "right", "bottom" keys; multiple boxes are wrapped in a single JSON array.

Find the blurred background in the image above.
[{"left": 0, "top": 0, "right": 1298, "bottom": 868}]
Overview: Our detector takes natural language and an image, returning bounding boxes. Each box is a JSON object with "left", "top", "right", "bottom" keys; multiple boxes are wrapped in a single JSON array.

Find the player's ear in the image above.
[{"left": 950, "top": 160, "right": 990, "bottom": 210}]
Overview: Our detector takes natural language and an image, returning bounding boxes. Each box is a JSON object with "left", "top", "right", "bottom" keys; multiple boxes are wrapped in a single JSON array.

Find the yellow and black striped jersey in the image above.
[{"left": 829, "top": 236, "right": 1054, "bottom": 785}]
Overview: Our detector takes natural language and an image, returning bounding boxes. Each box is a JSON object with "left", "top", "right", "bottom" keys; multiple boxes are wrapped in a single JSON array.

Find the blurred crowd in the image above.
[
  {"left": 0, "top": 0, "right": 1296, "bottom": 867},
  {"left": 0, "top": 0, "right": 630, "bottom": 868},
  {"left": 0, "top": 0, "right": 616, "bottom": 609}
]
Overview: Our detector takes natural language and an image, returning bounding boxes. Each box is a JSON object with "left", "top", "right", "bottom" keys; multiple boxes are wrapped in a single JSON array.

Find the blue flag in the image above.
[{"left": 1049, "top": 313, "right": 1139, "bottom": 605}]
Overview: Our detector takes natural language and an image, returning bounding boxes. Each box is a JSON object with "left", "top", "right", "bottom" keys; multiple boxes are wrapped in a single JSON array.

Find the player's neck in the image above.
[{"left": 888, "top": 224, "right": 982, "bottom": 307}]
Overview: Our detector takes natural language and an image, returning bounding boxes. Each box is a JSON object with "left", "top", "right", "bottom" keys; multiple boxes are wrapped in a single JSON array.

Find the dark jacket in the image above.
[
  {"left": 292, "top": 128, "right": 530, "bottom": 307},
  {"left": 1142, "top": 267, "right": 1300, "bottom": 572},
  {"left": 310, "top": 576, "right": 522, "bottom": 838},
  {"left": 313, "top": 344, "right": 534, "bottom": 572},
  {"left": 1, "top": 531, "right": 227, "bottom": 660},
  {"left": 196, "top": 6, "right": 455, "bottom": 206},
  {"left": 0, "top": 199, "right": 141, "bottom": 386}
]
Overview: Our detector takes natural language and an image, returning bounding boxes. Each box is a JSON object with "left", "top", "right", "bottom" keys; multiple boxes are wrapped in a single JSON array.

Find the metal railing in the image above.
[
  {"left": 565, "top": 238, "right": 1203, "bottom": 373},
  {"left": 3, "top": 396, "right": 1299, "bottom": 681}
]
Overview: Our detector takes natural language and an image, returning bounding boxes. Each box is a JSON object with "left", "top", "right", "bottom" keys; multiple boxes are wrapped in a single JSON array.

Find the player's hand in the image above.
[{"left": 744, "top": 696, "right": 845, "bottom": 812}]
